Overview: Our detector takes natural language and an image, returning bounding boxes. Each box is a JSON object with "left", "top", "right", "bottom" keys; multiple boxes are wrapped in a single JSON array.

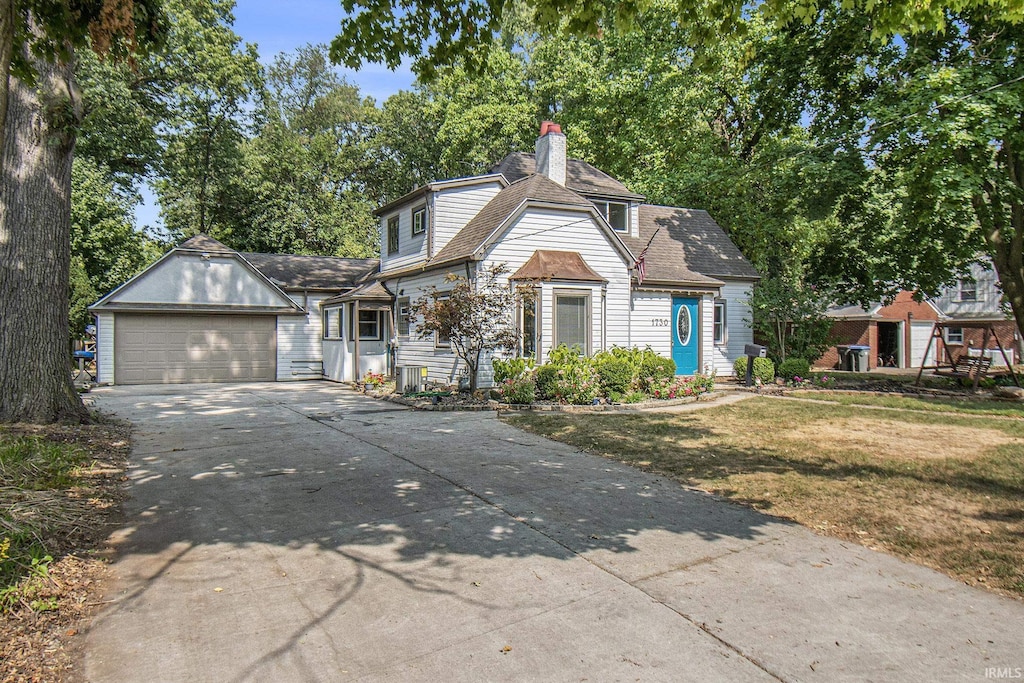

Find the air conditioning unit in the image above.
[{"left": 397, "top": 366, "right": 427, "bottom": 394}]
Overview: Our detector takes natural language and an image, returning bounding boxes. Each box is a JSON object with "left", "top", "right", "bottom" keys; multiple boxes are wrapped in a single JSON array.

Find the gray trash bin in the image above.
[{"left": 849, "top": 345, "right": 871, "bottom": 372}]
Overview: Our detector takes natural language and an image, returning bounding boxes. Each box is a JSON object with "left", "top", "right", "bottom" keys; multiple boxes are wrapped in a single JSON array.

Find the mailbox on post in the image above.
[{"left": 743, "top": 344, "right": 768, "bottom": 387}]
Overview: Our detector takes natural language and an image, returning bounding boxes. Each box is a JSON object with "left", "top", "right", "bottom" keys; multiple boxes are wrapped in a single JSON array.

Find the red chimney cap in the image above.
[{"left": 539, "top": 121, "right": 562, "bottom": 136}]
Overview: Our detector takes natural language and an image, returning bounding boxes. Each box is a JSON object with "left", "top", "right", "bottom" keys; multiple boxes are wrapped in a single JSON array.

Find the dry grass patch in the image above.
[
  {"left": 0, "top": 422, "right": 130, "bottom": 683},
  {"left": 507, "top": 398, "right": 1024, "bottom": 598}
]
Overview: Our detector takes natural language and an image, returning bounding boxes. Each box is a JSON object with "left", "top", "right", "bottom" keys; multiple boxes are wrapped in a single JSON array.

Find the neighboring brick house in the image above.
[
  {"left": 818, "top": 291, "right": 942, "bottom": 371},
  {"left": 819, "top": 261, "right": 1021, "bottom": 371}
]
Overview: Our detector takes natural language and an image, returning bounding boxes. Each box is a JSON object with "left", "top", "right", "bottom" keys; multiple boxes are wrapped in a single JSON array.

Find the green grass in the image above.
[
  {"left": 0, "top": 437, "right": 89, "bottom": 607},
  {"left": 506, "top": 398, "right": 1024, "bottom": 597},
  {"left": 789, "top": 390, "right": 1024, "bottom": 417}
]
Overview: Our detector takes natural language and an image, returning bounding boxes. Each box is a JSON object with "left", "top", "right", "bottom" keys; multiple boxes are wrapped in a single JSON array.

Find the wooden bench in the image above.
[{"left": 934, "top": 355, "right": 993, "bottom": 381}]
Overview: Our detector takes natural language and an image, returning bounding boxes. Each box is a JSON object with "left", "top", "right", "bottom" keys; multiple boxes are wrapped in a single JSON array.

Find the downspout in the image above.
[
  {"left": 352, "top": 301, "right": 360, "bottom": 382},
  {"left": 601, "top": 284, "right": 607, "bottom": 352}
]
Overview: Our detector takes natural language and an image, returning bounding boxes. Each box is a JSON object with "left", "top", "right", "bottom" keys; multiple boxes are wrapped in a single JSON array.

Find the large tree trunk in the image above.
[
  {"left": 0, "top": 0, "right": 13, "bottom": 170},
  {"left": 0, "top": 37, "right": 88, "bottom": 423}
]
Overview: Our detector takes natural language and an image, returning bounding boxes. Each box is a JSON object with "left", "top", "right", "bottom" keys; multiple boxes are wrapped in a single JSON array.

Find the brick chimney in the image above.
[{"left": 535, "top": 121, "right": 566, "bottom": 186}]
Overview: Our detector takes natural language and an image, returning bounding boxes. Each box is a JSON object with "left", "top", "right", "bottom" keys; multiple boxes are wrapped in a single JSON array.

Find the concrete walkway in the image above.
[{"left": 84, "top": 383, "right": 1022, "bottom": 682}]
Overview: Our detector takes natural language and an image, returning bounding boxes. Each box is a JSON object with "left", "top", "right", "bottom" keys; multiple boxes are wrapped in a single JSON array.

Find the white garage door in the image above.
[
  {"left": 115, "top": 314, "right": 276, "bottom": 384},
  {"left": 909, "top": 321, "right": 938, "bottom": 369}
]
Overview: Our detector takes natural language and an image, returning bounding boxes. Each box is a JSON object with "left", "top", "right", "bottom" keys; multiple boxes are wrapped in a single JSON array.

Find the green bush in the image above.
[
  {"left": 499, "top": 373, "right": 536, "bottom": 404},
  {"left": 547, "top": 344, "right": 586, "bottom": 368},
  {"left": 594, "top": 354, "right": 634, "bottom": 395},
  {"left": 777, "top": 357, "right": 811, "bottom": 380},
  {"left": 535, "top": 364, "right": 560, "bottom": 399},
  {"left": 492, "top": 356, "right": 535, "bottom": 384},
  {"left": 638, "top": 349, "right": 676, "bottom": 390},
  {"left": 550, "top": 364, "right": 601, "bottom": 405},
  {"left": 733, "top": 356, "right": 775, "bottom": 384}
]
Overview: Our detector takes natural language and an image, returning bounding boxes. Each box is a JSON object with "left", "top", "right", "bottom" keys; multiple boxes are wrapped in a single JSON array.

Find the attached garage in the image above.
[{"left": 114, "top": 314, "right": 276, "bottom": 384}]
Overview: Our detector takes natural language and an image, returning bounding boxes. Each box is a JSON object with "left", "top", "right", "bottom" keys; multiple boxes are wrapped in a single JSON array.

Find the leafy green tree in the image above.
[
  {"left": 748, "top": 276, "right": 833, "bottom": 364},
  {"left": 1, "top": 1, "right": 162, "bottom": 423},
  {"left": 412, "top": 265, "right": 519, "bottom": 392},
  {"left": 806, "top": 11, "right": 1024, "bottom": 342},
  {"left": 153, "top": 0, "right": 261, "bottom": 242},
  {"left": 233, "top": 44, "right": 379, "bottom": 256}
]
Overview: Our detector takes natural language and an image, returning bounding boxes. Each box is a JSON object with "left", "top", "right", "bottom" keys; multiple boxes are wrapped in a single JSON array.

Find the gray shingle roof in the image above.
[
  {"left": 241, "top": 252, "right": 379, "bottom": 290},
  {"left": 491, "top": 152, "right": 645, "bottom": 201},
  {"left": 178, "top": 234, "right": 235, "bottom": 253},
  {"left": 428, "top": 174, "right": 593, "bottom": 267},
  {"left": 621, "top": 206, "right": 759, "bottom": 284}
]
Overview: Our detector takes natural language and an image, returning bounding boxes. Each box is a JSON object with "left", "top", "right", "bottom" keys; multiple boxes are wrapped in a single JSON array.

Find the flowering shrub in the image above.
[
  {"left": 550, "top": 364, "right": 601, "bottom": 405},
  {"left": 362, "top": 371, "right": 386, "bottom": 388},
  {"left": 649, "top": 374, "right": 715, "bottom": 399},
  {"left": 500, "top": 374, "right": 537, "bottom": 404},
  {"left": 815, "top": 374, "right": 836, "bottom": 388}
]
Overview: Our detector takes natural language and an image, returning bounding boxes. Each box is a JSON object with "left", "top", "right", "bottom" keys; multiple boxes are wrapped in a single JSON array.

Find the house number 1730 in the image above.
[{"left": 651, "top": 318, "right": 670, "bottom": 327}]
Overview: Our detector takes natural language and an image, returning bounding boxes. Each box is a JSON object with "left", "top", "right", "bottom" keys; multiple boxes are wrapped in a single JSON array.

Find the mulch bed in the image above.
[{"left": 0, "top": 422, "right": 131, "bottom": 683}]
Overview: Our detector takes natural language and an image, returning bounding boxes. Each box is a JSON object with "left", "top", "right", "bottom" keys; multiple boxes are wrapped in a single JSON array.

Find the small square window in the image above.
[
  {"left": 387, "top": 216, "right": 400, "bottom": 255},
  {"left": 946, "top": 327, "right": 964, "bottom": 344},
  {"left": 412, "top": 207, "right": 426, "bottom": 236}
]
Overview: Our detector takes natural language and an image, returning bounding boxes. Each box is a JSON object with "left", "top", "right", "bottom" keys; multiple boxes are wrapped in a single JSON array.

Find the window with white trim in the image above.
[
  {"left": 411, "top": 207, "right": 426, "bottom": 236},
  {"left": 713, "top": 300, "right": 727, "bottom": 345},
  {"left": 322, "top": 310, "right": 330, "bottom": 339},
  {"left": 358, "top": 310, "right": 382, "bottom": 340},
  {"left": 592, "top": 200, "right": 629, "bottom": 232},
  {"left": 336, "top": 308, "right": 344, "bottom": 339},
  {"left": 958, "top": 279, "right": 976, "bottom": 302},
  {"left": 397, "top": 297, "right": 411, "bottom": 336},
  {"left": 946, "top": 327, "right": 964, "bottom": 344},
  {"left": 554, "top": 292, "right": 590, "bottom": 353},
  {"left": 387, "top": 215, "right": 399, "bottom": 255},
  {"left": 520, "top": 290, "right": 538, "bottom": 358}
]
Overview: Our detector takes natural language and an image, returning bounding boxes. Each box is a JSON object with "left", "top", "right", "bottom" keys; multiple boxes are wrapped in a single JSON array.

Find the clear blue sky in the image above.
[{"left": 136, "top": 0, "right": 415, "bottom": 230}]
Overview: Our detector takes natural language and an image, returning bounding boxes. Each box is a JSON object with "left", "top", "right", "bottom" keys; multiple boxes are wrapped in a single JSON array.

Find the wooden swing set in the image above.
[{"left": 914, "top": 321, "right": 1021, "bottom": 391}]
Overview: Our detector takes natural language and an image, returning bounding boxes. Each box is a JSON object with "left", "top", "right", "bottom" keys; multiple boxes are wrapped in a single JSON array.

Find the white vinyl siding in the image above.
[
  {"left": 276, "top": 294, "right": 326, "bottom": 381},
  {"left": 484, "top": 208, "right": 632, "bottom": 362},
  {"left": 380, "top": 207, "right": 429, "bottom": 272},
  {"left": 96, "top": 313, "right": 115, "bottom": 384},
  {"left": 629, "top": 293, "right": 672, "bottom": 356},
  {"left": 709, "top": 281, "right": 755, "bottom": 376},
  {"left": 385, "top": 269, "right": 474, "bottom": 386},
  {"left": 104, "top": 252, "right": 295, "bottom": 309},
  {"left": 431, "top": 182, "right": 504, "bottom": 256}
]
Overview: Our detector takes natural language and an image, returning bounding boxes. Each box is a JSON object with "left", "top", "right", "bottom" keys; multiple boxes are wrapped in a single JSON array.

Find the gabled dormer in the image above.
[{"left": 375, "top": 175, "right": 506, "bottom": 274}]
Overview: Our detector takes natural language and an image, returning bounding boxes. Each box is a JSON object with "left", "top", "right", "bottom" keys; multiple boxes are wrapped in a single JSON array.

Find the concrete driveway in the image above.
[{"left": 85, "top": 383, "right": 1022, "bottom": 682}]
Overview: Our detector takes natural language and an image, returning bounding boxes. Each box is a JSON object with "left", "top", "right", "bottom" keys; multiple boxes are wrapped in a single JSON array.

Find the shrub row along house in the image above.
[{"left": 90, "top": 123, "right": 759, "bottom": 385}]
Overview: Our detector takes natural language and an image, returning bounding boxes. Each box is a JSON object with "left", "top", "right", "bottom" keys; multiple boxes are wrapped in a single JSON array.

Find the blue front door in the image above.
[{"left": 671, "top": 297, "right": 699, "bottom": 375}]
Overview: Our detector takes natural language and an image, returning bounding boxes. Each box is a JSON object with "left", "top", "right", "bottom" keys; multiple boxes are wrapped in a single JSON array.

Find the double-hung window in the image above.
[
  {"left": 358, "top": 310, "right": 382, "bottom": 341},
  {"left": 411, "top": 207, "right": 426, "bottom": 236},
  {"left": 713, "top": 300, "right": 727, "bottom": 345},
  {"left": 387, "top": 216, "right": 400, "bottom": 255},
  {"left": 946, "top": 327, "right": 964, "bottom": 344},
  {"left": 958, "top": 279, "right": 976, "bottom": 302},
  {"left": 396, "top": 297, "right": 411, "bottom": 336},
  {"left": 520, "top": 290, "right": 538, "bottom": 358}
]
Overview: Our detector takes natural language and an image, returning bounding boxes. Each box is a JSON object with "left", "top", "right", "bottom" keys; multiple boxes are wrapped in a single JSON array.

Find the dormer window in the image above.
[
  {"left": 387, "top": 215, "right": 399, "bottom": 255},
  {"left": 958, "top": 279, "right": 976, "bottom": 302},
  {"left": 593, "top": 200, "right": 628, "bottom": 232},
  {"left": 412, "top": 206, "right": 426, "bottom": 236}
]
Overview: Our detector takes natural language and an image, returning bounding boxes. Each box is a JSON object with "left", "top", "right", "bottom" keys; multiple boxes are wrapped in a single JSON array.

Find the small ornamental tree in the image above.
[
  {"left": 748, "top": 275, "right": 833, "bottom": 365},
  {"left": 412, "top": 264, "right": 518, "bottom": 391}
]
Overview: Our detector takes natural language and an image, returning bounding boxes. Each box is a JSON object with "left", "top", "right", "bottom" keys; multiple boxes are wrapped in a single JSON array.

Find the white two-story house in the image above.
[{"left": 321, "top": 122, "right": 759, "bottom": 387}]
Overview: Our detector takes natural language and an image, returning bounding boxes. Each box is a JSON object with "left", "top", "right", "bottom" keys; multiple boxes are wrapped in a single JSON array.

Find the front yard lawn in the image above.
[
  {"left": 788, "top": 390, "right": 1024, "bottom": 418},
  {"left": 506, "top": 397, "right": 1024, "bottom": 598}
]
